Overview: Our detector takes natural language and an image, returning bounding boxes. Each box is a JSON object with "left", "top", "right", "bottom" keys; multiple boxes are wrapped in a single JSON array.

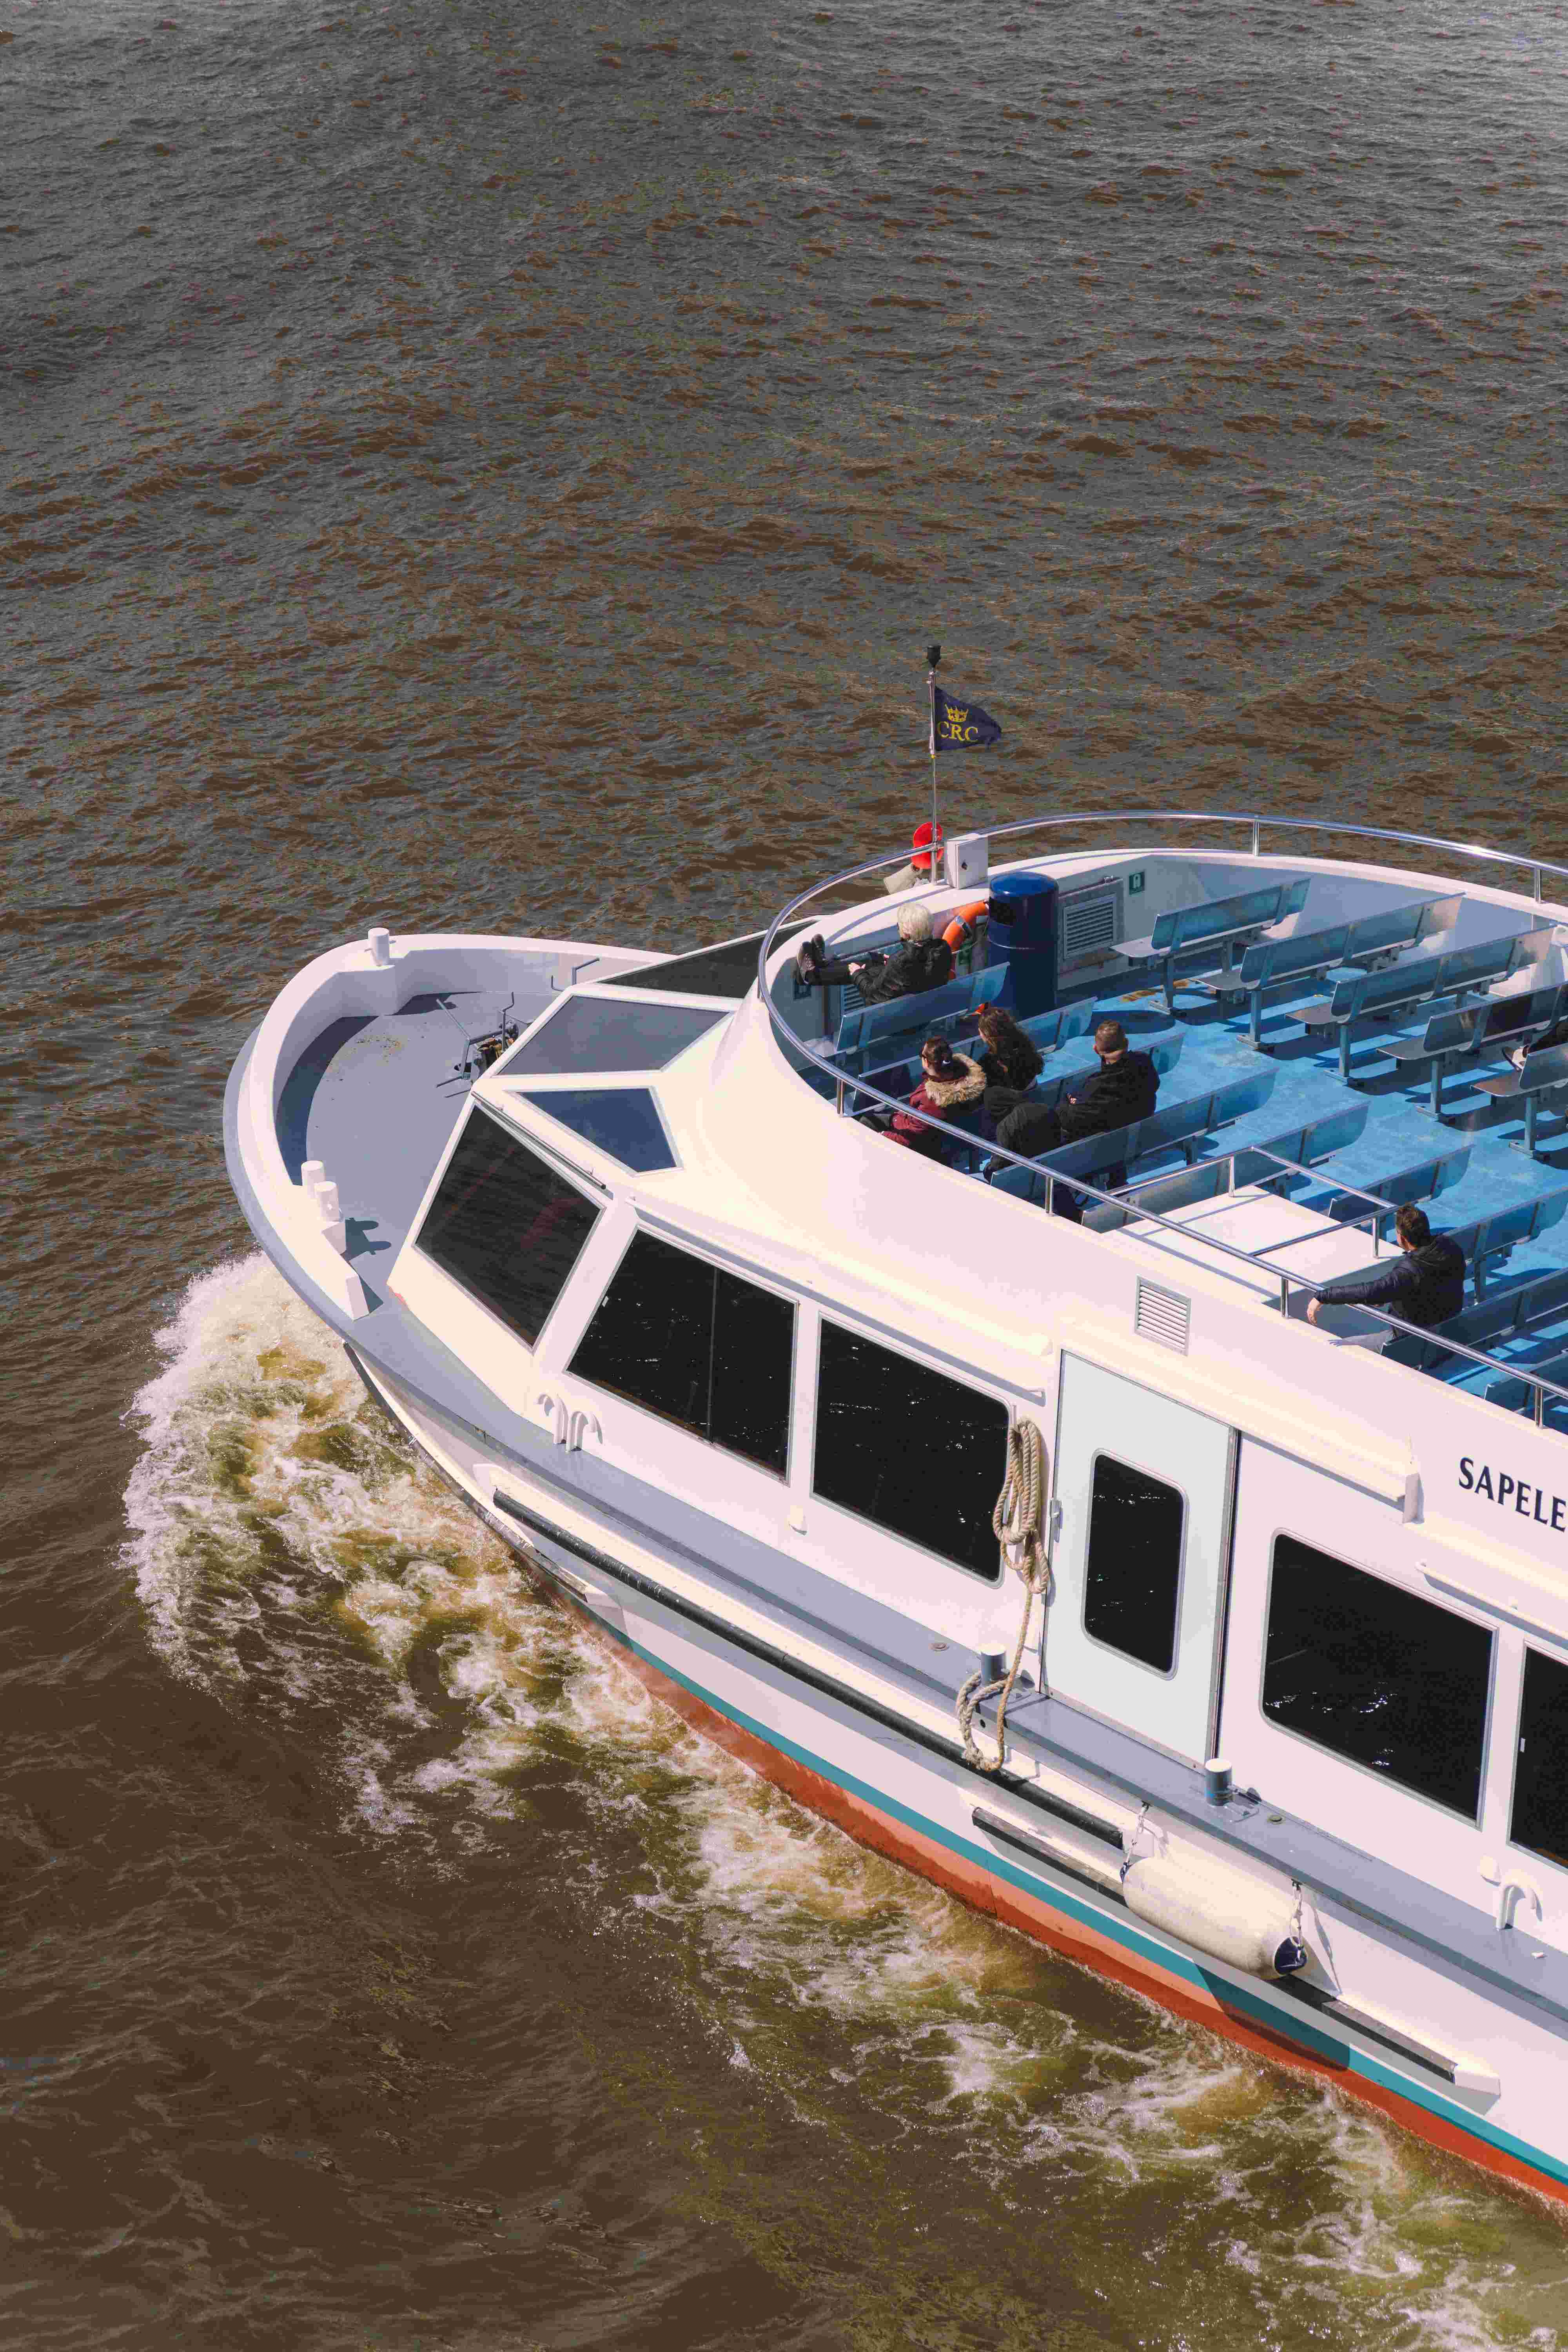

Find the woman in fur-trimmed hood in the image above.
[{"left": 887, "top": 1035, "right": 985, "bottom": 1156}]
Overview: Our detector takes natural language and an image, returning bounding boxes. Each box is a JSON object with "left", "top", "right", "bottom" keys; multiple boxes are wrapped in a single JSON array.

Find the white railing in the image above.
[{"left": 754, "top": 810, "right": 1568, "bottom": 1429}]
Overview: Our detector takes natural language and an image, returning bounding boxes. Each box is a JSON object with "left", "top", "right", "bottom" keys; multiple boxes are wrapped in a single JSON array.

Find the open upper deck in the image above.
[{"left": 757, "top": 813, "right": 1568, "bottom": 1434}]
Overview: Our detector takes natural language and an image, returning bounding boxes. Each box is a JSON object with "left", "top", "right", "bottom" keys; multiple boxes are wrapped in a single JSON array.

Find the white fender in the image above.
[{"left": 1121, "top": 1845, "right": 1306, "bottom": 1980}]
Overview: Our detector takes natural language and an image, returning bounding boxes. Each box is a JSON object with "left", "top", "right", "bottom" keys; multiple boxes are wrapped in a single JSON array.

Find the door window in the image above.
[
  {"left": 1083, "top": 1455, "right": 1185, "bottom": 1673},
  {"left": 1511, "top": 1646, "right": 1568, "bottom": 1871}
]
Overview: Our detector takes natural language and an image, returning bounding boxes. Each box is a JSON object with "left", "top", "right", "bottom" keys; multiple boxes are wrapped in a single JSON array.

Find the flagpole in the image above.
[{"left": 926, "top": 642, "right": 941, "bottom": 891}]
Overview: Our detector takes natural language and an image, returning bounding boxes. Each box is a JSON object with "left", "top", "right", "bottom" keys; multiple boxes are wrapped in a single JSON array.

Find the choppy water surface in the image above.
[{"left": 6, "top": 0, "right": 1568, "bottom": 2341}]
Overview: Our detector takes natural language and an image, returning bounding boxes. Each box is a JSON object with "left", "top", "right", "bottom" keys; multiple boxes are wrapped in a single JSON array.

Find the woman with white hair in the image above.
[{"left": 795, "top": 900, "right": 955, "bottom": 1004}]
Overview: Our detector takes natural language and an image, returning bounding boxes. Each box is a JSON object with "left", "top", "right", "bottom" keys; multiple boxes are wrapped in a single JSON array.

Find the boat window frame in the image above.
[
  {"left": 488, "top": 984, "right": 732, "bottom": 1083},
  {"left": 1079, "top": 1446, "right": 1191, "bottom": 1682},
  {"left": 1504, "top": 1640, "right": 1568, "bottom": 1883},
  {"left": 408, "top": 1098, "right": 607, "bottom": 1357},
  {"left": 566, "top": 1216, "right": 800, "bottom": 1485},
  {"left": 505, "top": 1078, "right": 681, "bottom": 1175},
  {"left": 809, "top": 1312, "right": 1010, "bottom": 1587},
  {"left": 1255, "top": 1524, "right": 1498, "bottom": 1828}
]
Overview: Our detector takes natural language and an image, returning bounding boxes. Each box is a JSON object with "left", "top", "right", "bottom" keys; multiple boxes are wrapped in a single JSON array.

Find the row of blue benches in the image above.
[
  {"left": 1291, "top": 929, "right": 1557, "bottom": 1081},
  {"left": 1120, "top": 878, "right": 1466, "bottom": 1016}
]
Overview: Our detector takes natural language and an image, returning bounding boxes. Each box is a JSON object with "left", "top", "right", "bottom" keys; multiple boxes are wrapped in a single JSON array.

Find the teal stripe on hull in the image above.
[{"left": 566, "top": 1565, "right": 1568, "bottom": 2199}]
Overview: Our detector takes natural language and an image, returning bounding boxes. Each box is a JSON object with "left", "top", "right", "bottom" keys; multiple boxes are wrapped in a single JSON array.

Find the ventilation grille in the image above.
[
  {"left": 1136, "top": 1280, "right": 1191, "bottom": 1353},
  {"left": 1059, "top": 882, "right": 1122, "bottom": 968}
]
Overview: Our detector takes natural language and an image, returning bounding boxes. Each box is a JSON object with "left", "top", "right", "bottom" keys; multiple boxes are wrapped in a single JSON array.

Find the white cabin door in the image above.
[{"left": 1048, "top": 1354, "right": 1238, "bottom": 1763}]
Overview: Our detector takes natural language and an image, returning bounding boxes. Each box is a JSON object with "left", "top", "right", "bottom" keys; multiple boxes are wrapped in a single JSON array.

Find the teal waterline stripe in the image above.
[{"left": 584, "top": 1590, "right": 1568, "bottom": 2195}]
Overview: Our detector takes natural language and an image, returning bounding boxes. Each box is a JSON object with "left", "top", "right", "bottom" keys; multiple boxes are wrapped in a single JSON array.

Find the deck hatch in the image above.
[
  {"left": 1135, "top": 1280, "right": 1191, "bottom": 1353},
  {"left": 506, "top": 995, "right": 726, "bottom": 1077},
  {"left": 510, "top": 1085, "right": 676, "bottom": 1174}
]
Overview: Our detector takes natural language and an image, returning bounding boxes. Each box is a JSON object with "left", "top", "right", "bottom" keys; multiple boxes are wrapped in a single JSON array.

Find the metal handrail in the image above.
[{"left": 753, "top": 812, "right": 1568, "bottom": 1428}]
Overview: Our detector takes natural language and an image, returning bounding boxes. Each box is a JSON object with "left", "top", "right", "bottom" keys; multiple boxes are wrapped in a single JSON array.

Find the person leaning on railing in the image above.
[
  {"left": 795, "top": 902, "right": 955, "bottom": 1003},
  {"left": 1305, "top": 1202, "right": 1465, "bottom": 1332}
]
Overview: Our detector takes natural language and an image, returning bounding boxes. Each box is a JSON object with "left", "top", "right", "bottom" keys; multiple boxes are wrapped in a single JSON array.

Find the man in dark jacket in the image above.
[
  {"left": 991, "top": 1020, "right": 1159, "bottom": 1221},
  {"left": 796, "top": 902, "right": 954, "bottom": 1003},
  {"left": 995, "top": 1021, "right": 1159, "bottom": 1163},
  {"left": 1306, "top": 1202, "right": 1465, "bottom": 1332}
]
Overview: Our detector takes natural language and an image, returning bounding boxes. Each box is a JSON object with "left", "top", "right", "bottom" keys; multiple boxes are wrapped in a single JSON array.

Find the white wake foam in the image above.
[{"left": 119, "top": 1256, "right": 1568, "bottom": 2341}]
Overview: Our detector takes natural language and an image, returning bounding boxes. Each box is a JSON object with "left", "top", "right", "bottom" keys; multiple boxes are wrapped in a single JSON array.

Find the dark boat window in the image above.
[
  {"left": 512, "top": 1086, "right": 676, "bottom": 1174},
  {"left": 1511, "top": 1647, "right": 1568, "bottom": 1871},
  {"left": 569, "top": 1231, "right": 793, "bottom": 1476},
  {"left": 812, "top": 1323, "right": 1007, "bottom": 1581},
  {"left": 415, "top": 1106, "right": 600, "bottom": 1347},
  {"left": 1262, "top": 1535, "right": 1492, "bottom": 1818},
  {"left": 507, "top": 996, "right": 726, "bottom": 1078},
  {"left": 600, "top": 925, "right": 811, "bottom": 1000},
  {"left": 1083, "top": 1455, "right": 1185, "bottom": 1673}
]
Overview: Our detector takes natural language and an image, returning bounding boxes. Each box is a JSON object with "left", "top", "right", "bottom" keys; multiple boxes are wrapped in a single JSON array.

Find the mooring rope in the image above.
[{"left": 957, "top": 1419, "right": 1051, "bottom": 1775}]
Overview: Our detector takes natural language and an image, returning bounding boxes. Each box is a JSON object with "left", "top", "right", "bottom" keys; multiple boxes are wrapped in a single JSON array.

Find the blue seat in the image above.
[
  {"left": 1472, "top": 1039, "right": 1568, "bottom": 1154},
  {"left": 1118, "top": 880, "right": 1311, "bottom": 1012},
  {"left": 1019, "top": 1071, "right": 1276, "bottom": 1218},
  {"left": 1409, "top": 1163, "right": 1568, "bottom": 1296},
  {"left": 1214, "top": 894, "right": 1471, "bottom": 1047},
  {"left": 1018, "top": 1002, "right": 1097, "bottom": 1053},
  {"left": 1298, "top": 935, "right": 1557, "bottom": 1086},
  {"left": 1214, "top": 922, "right": 1354, "bottom": 1046},
  {"left": 1083, "top": 1160, "right": 1231, "bottom": 1233},
  {"left": 833, "top": 963, "right": 1010, "bottom": 1074},
  {"left": 1289, "top": 1100, "right": 1473, "bottom": 1224},
  {"left": 989, "top": 1161, "right": 1050, "bottom": 1207},
  {"left": 1336, "top": 891, "right": 1463, "bottom": 966},
  {"left": 1384, "top": 973, "right": 1566, "bottom": 1113}
]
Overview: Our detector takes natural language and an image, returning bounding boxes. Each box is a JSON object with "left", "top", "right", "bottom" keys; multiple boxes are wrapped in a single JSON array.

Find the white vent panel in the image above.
[
  {"left": 1136, "top": 1280, "right": 1191, "bottom": 1353},
  {"left": 1059, "top": 883, "right": 1122, "bottom": 967}
]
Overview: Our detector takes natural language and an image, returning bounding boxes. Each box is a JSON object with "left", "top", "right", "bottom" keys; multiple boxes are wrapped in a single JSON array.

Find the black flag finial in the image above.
[{"left": 926, "top": 642, "right": 942, "bottom": 671}]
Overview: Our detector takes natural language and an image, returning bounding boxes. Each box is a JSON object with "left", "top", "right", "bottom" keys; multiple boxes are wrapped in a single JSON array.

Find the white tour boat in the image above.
[{"left": 225, "top": 809, "right": 1568, "bottom": 2209}]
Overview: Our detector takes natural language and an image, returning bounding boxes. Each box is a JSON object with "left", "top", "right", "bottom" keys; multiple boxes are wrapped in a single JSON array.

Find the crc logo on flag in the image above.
[{"left": 931, "top": 687, "right": 1002, "bottom": 751}]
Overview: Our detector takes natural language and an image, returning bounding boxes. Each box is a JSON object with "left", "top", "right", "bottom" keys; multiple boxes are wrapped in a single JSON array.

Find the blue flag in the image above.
[{"left": 930, "top": 686, "right": 1002, "bottom": 753}]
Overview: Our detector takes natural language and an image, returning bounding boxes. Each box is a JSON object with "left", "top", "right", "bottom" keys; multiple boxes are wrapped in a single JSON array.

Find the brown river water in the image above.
[{"left": 6, "top": 0, "right": 1568, "bottom": 2341}]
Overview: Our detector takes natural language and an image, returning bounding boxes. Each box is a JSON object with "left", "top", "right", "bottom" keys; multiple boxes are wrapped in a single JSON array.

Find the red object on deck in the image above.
[{"left": 912, "top": 819, "right": 944, "bottom": 876}]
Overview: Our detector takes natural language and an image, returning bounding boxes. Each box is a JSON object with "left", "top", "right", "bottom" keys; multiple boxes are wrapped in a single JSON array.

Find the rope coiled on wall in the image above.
[{"left": 957, "top": 1419, "right": 1051, "bottom": 1775}]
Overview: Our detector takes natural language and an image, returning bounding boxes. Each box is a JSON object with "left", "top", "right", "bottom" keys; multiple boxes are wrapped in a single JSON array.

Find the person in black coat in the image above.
[
  {"left": 996, "top": 1021, "right": 1158, "bottom": 1160},
  {"left": 973, "top": 1004, "right": 1044, "bottom": 1140},
  {"left": 1306, "top": 1202, "right": 1465, "bottom": 1332},
  {"left": 993, "top": 1020, "right": 1159, "bottom": 1220},
  {"left": 795, "top": 902, "right": 954, "bottom": 1003}
]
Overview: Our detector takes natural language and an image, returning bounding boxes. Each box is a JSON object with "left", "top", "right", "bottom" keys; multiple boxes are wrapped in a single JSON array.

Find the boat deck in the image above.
[
  {"left": 279, "top": 982, "right": 559, "bottom": 1305},
  {"left": 827, "top": 939, "right": 1568, "bottom": 1424}
]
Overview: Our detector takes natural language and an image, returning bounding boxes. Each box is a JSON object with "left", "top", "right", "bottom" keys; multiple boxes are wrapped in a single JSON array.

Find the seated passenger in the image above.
[
  {"left": 795, "top": 902, "right": 955, "bottom": 1002},
  {"left": 994, "top": 1020, "right": 1159, "bottom": 1170},
  {"left": 884, "top": 1036, "right": 984, "bottom": 1158},
  {"left": 1306, "top": 1202, "right": 1465, "bottom": 1332},
  {"left": 973, "top": 1004, "right": 1044, "bottom": 1140}
]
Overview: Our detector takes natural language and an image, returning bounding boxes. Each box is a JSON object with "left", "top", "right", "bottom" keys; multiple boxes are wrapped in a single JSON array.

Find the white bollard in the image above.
[
  {"left": 314, "top": 1180, "right": 341, "bottom": 1222},
  {"left": 301, "top": 1159, "right": 325, "bottom": 1192},
  {"left": 367, "top": 927, "right": 392, "bottom": 966}
]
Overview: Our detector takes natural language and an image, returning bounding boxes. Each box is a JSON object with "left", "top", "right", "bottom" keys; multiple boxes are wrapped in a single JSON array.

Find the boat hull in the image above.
[{"left": 353, "top": 1354, "right": 1568, "bottom": 2221}]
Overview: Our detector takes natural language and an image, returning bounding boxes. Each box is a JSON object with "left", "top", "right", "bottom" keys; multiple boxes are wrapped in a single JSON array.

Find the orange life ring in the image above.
[{"left": 943, "top": 900, "right": 990, "bottom": 952}]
